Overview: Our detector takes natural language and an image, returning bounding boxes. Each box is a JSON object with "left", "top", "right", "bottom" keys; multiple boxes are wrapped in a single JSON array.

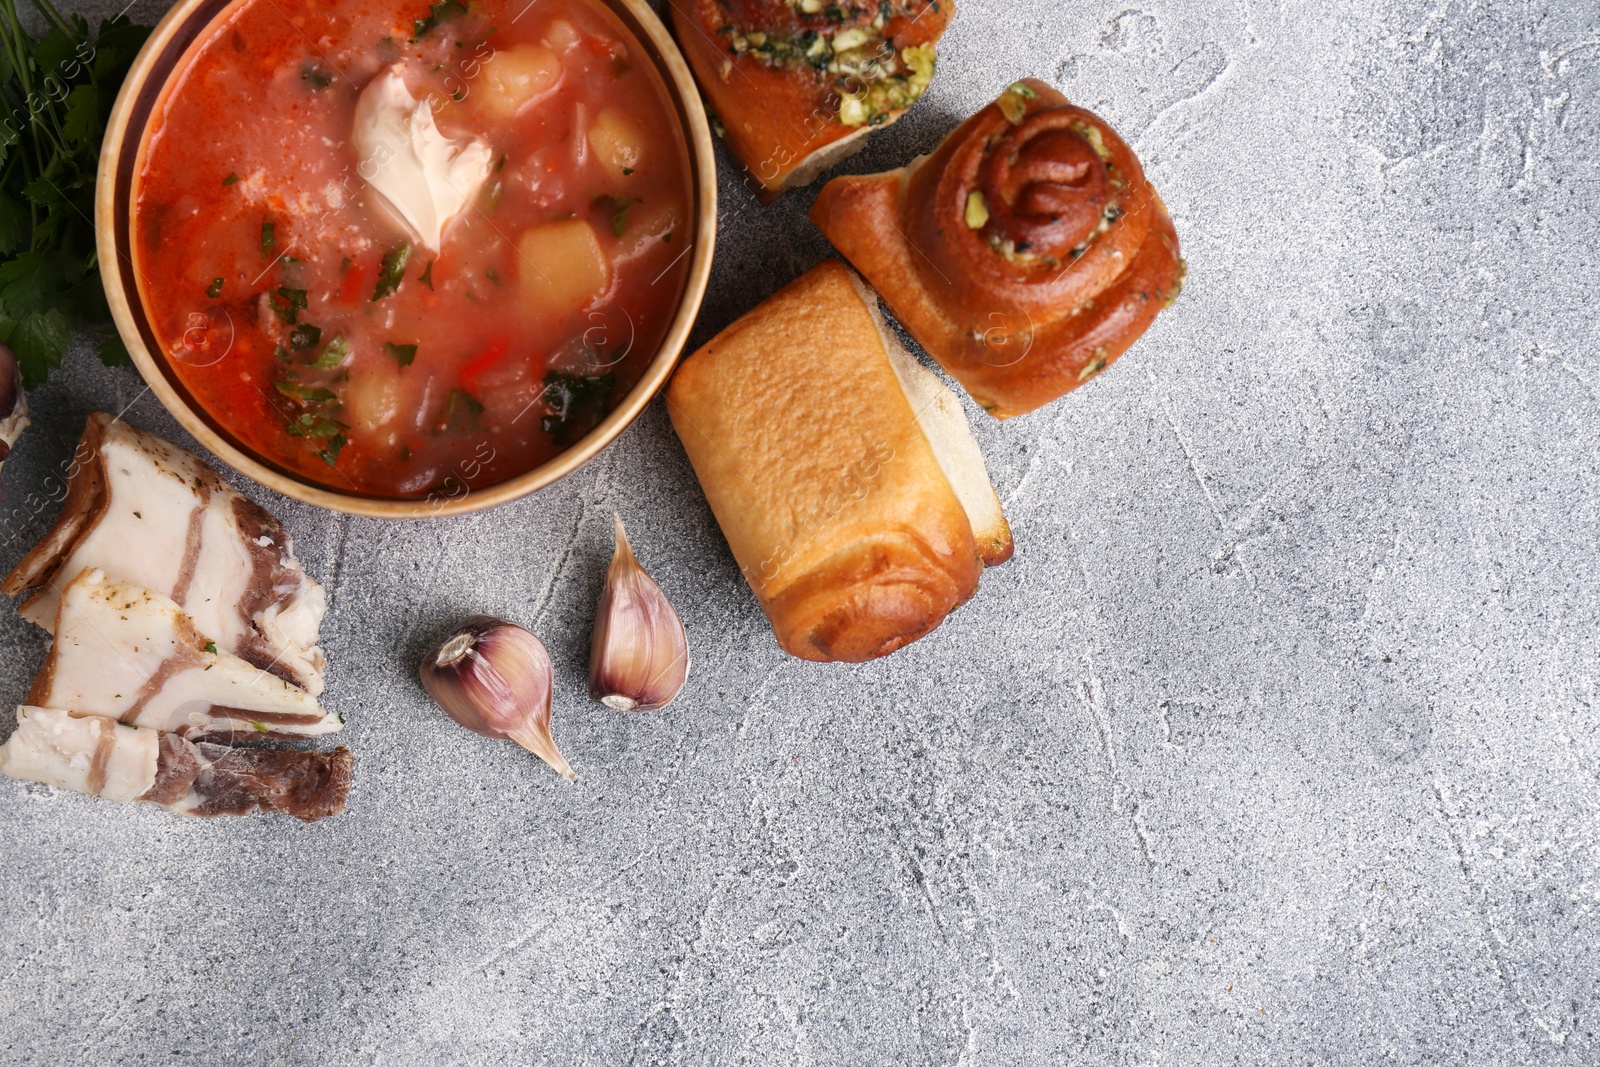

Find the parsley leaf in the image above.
[
  {"left": 384, "top": 341, "right": 418, "bottom": 367},
  {"left": 541, "top": 370, "right": 613, "bottom": 446},
  {"left": 318, "top": 434, "right": 347, "bottom": 466},
  {"left": 439, "top": 388, "right": 484, "bottom": 434},
  {"left": 593, "top": 195, "right": 641, "bottom": 237},
  {"left": 0, "top": 251, "right": 91, "bottom": 386},
  {"left": 313, "top": 335, "right": 350, "bottom": 368},
  {"left": 60, "top": 84, "right": 98, "bottom": 146},
  {"left": 0, "top": 0, "right": 152, "bottom": 394},
  {"left": 98, "top": 332, "right": 131, "bottom": 368},
  {"left": 373, "top": 242, "right": 410, "bottom": 300},
  {"left": 289, "top": 323, "right": 322, "bottom": 350},
  {"left": 412, "top": 0, "right": 467, "bottom": 41},
  {"left": 277, "top": 394, "right": 349, "bottom": 467},
  {"left": 0, "top": 196, "right": 26, "bottom": 256},
  {"left": 274, "top": 381, "right": 339, "bottom": 403},
  {"left": 3, "top": 308, "right": 73, "bottom": 382},
  {"left": 273, "top": 286, "right": 308, "bottom": 324},
  {"left": 284, "top": 411, "right": 347, "bottom": 438}
]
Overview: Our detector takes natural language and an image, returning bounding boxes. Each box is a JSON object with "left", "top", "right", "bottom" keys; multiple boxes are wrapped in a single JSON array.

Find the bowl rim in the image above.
[{"left": 96, "top": 0, "right": 716, "bottom": 519}]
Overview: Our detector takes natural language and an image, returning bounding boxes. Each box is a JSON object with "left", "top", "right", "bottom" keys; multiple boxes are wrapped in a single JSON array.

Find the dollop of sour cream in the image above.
[{"left": 353, "top": 67, "right": 494, "bottom": 252}]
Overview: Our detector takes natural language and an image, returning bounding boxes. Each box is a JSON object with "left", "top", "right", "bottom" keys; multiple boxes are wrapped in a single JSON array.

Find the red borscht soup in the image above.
[{"left": 134, "top": 0, "right": 692, "bottom": 498}]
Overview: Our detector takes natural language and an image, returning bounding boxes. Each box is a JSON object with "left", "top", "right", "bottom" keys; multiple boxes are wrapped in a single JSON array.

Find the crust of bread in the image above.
[
  {"left": 667, "top": 3, "right": 948, "bottom": 200},
  {"left": 666, "top": 260, "right": 985, "bottom": 662},
  {"left": 844, "top": 270, "right": 1014, "bottom": 565},
  {"left": 755, "top": 124, "right": 876, "bottom": 204}
]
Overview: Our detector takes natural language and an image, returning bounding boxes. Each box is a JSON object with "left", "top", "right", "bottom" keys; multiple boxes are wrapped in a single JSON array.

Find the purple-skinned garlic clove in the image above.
[
  {"left": 420, "top": 615, "right": 576, "bottom": 781},
  {"left": 588, "top": 513, "right": 689, "bottom": 712}
]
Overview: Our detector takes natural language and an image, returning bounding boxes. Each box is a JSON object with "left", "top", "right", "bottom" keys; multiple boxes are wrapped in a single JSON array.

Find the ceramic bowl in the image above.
[{"left": 97, "top": 0, "right": 716, "bottom": 517}]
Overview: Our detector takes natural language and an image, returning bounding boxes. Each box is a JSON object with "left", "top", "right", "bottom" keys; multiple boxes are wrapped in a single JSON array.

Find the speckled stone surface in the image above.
[{"left": 3, "top": 0, "right": 1599, "bottom": 1063}]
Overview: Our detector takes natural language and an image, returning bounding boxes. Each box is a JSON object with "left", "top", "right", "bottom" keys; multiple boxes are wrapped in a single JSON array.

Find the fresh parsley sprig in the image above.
[{"left": 0, "top": 0, "right": 150, "bottom": 386}]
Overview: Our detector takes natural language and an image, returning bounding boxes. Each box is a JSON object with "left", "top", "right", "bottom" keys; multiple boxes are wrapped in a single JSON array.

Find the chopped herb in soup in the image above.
[{"left": 134, "top": 0, "right": 693, "bottom": 497}]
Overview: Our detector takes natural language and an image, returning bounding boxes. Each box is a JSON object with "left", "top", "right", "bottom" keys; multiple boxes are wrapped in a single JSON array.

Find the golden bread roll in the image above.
[
  {"left": 666, "top": 260, "right": 1010, "bottom": 662},
  {"left": 810, "top": 78, "right": 1184, "bottom": 418}
]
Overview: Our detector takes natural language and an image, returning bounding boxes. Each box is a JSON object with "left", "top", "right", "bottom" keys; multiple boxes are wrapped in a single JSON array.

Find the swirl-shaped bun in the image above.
[{"left": 811, "top": 79, "right": 1184, "bottom": 417}]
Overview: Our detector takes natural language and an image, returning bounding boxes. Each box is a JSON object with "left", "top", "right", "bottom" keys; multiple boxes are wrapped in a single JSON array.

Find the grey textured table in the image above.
[{"left": 3, "top": 0, "right": 1599, "bottom": 1063}]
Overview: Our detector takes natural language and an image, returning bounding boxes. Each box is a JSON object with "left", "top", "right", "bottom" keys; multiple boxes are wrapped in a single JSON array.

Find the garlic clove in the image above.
[
  {"left": 420, "top": 615, "right": 577, "bottom": 780},
  {"left": 589, "top": 513, "right": 689, "bottom": 712},
  {"left": 0, "top": 343, "right": 29, "bottom": 485}
]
